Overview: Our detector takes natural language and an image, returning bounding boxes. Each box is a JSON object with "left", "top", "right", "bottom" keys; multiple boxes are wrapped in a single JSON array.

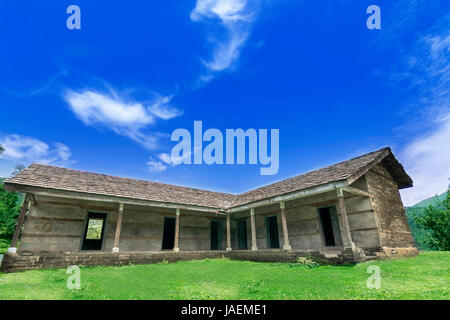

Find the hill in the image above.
[
  {"left": 411, "top": 192, "right": 447, "bottom": 209},
  {"left": 406, "top": 191, "right": 448, "bottom": 250}
]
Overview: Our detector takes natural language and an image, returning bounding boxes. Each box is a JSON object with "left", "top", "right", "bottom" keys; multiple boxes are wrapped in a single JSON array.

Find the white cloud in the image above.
[
  {"left": 0, "top": 134, "right": 72, "bottom": 166},
  {"left": 148, "top": 96, "right": 183, "bottom": 120},
  {"left": 400, "top": 112, "right": 450, "bottom": 206},
  {"left": 191, "top": 0, "right": 260, "bottom": 74},
  {"left": 146, "top": 157, "right": 167, "bottom": 172},
  {"left": 146, "top": 150, "right": 194, "bottom": 173},
  {"left": 64, "top": 89, "right": 182, "bottom": 149},
  {"left": 158, "top": 150, "right": 193, "bottom": 166}
]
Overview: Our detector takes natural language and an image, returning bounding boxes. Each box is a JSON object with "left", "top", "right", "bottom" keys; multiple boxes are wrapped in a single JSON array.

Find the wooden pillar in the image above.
[
  {"left": 280, "top": 201, "right": 291, "bottom": 250},
  {"left": 8, "top": 194, "right": 31, "bottom": 253},
  {"left": 337, "top": 188, "right": 354, "bottom": 248},
  {"left": 250, "top": 208, "right": 257, "bottom": 251},
  {"left": 173, "top": 208, "right": 180, "bottom": 252},
  {"left": 112, "top": 203, "right": 124, "bottom": 252},
  {"left": 226, "top": 213, "right": 232, "bottom": 251}
]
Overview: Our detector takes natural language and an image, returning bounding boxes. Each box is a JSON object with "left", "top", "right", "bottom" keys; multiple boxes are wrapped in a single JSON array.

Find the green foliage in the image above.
[
  {"left": 85, "top": 219, "right": 103, "bottom": 239},
  {"left": 289, "top": 255, "right": 320, "bottom": 268},
  {"left": 414, "top": 191, "right": 450, "bottom": 251},
  {"left": 0, "top": 239, "right": 9, "bottom": 254},
  {"left": 406, "top": 191, "right": 448, "bottom": 250},
  {"left": 0, "top": 182, "right": 20, "bottom": 240},
  {"left": 158, "top": 259, "right": 170, "bottom": 264}
]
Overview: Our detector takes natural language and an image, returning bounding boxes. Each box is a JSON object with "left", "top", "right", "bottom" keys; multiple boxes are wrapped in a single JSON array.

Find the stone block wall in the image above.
[
  {"left": 366, "top": 164, "right": 416, "bottom": 248},
  {"left": 17, "top": 196, "right": 227, "bottom": 254}
]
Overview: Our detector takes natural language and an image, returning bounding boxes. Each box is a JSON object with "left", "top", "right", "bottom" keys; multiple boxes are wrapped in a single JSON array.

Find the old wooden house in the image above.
[{"left": 1, "top": 147, "right": 418, "bottom": 272}]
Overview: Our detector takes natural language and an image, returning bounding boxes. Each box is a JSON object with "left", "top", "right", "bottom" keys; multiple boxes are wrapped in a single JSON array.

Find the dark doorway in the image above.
[
  {"left": 318, "top": 206, "right": 342, "bottom": 246},
  {"left": 81, "top": 212, "right": 107, "bottom": 250},
  {"left": 266, "top": 215, "right": 280, "bottom": 249},
  {"left": 237, "top": 220, "right": 247, "bottom": 250},
  {"left": 162, "top": 217, "right": 176, "bottom": 250},
  {"left": 211, "top": 220, "right": 222, "bottom": 250}
]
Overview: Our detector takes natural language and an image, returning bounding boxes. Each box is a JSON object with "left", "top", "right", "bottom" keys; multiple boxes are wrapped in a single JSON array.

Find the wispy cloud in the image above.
[
  {"left": 146, "top": 150, "right": 195, "bottom": 173},
  {"left": 146, "top": 157, "right": 168, "bottom": 172},
  {"left": 191, "top": 0, "right": 261, "bottom": 77},
  {"left": 395, "top": 15, "right": 450, "bottom": 205},
  {"left": 0, "top": 134, "right": 72, "bottom": 166},
  {"left": 64, "top": 88, "right": 182, "bottom": 150},
  {"left": 148, "top": 95, "right": 183, "bottom": 120},
  {"left": 0, "top": 63, "right": 68, "bottom": 98}
]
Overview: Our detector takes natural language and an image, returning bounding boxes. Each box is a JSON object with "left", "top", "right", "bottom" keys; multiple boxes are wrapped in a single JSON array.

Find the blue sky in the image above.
[{"left": 0, "top": 0, "right": 449, "bottom": 206}]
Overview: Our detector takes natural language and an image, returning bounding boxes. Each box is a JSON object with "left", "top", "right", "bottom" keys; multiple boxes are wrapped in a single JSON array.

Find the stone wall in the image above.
[
  {"left": 232, "top": 189, "right": 381, "bottom": 252},
  {"left": 366, "top": 164, "right": 416, "bottom": 249},
  {"left": 0, "top": 248, "right": 366, "bottom": 272},
  {"left": 18, "top": 196, "right": 227, "bottom": 254},
  {"left": 19, "top": 200, "right": 87, "bottom": 252},
  {"left": 0, "top": 251, "right": 229, "bottom": 273}
]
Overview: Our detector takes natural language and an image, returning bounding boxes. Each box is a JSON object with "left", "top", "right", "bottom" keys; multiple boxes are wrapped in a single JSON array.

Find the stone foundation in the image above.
[
  {"left": 0, "top": 246, "right": 419, "bottom": 272},
  {"left": 375, "top": 246, "right": 419, "bottom": 258}
]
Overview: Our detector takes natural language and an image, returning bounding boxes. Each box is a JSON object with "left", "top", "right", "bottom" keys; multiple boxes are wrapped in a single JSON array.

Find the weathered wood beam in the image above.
[
  {"left": 342, "top": 186, "right": 371, "bottom": 198},
  {"left": 336, "top": 188, "right": 355, "bottom": 248},
  {"left": 173, "top": 208, "right": 180, "bottom": 252},
  {"left": 9, "top": 193, "right": 31, "bottom": 253},
  {"left": 226, "top": 213, "right": 232, "bottom": 251},
  {"left": 279, "top": 201, "right": 291, "bottom": 250},
  {"left": 112, "top": 203, "right": 124, "bottom": 252},
  {"left": 250, "top": 208, "right": 257, "bottom": 251}
]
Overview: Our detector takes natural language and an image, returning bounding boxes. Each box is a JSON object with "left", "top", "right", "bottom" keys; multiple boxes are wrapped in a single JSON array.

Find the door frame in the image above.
[
  {"left": 316, "top": 204, "right": 342, "bottom": 248},
  {"left": 236, "top": 218, "right": 248, "bottom": 250},
  {"left": 210, "top": 219, "right": 223, "bottom": 250},
  {"left": 161, "top": 216, "right": 176, "bottom": 250},
  {"left": 265, "top": 214, "right": 280, "bottom": 249}
]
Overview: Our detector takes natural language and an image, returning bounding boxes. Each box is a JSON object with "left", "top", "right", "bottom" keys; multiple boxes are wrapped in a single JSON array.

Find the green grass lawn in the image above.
[{"left": 0, "top": 251, "right": 448, "bottom": 300}]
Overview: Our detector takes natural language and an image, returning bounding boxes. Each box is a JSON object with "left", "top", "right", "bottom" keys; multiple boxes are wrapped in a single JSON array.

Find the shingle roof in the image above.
[
  {"left": 4, "top": 164, "right": 236, "bottom": 209},
  {"left": 4, "top": 147, "right": 412, "bottom": 210}
]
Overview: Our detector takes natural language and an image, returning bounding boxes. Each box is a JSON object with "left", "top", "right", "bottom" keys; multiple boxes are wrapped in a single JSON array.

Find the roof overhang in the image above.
[
  {"left": 4, "top": 183, "right": 225, "bottom": 214},
  {"left": 346, "top": 148, "right": 413, "bottom": 189},
  {"left": 226, "top": 180, "right": 348, "bottom": 213}
]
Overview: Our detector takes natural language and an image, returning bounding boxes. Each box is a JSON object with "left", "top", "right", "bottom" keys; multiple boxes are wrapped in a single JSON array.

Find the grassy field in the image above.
[{"left": 0, "top": 251, "right": 448, "bottom": 300}]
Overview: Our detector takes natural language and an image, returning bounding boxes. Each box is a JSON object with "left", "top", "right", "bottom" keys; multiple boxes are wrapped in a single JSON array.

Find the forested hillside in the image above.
[{"left": 406, "top": 191, "right": 447, "bottom": 250}]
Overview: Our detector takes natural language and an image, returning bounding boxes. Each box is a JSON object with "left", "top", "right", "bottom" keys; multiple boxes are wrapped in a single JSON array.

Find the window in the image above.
[
  {"left": 81, "top": 212, "right": 107, "bottom": 250},
  {"left": 85, "top": 219, "right": 104, "bottom": 240}
]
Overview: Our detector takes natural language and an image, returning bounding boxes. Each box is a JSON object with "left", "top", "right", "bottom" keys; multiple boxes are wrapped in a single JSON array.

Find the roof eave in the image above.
[
  {"left": 226, "top": 180, "right": 349, "bottom": 213},
  {"left": 4, "top": 182, "right": 225, "bottom": 214}
]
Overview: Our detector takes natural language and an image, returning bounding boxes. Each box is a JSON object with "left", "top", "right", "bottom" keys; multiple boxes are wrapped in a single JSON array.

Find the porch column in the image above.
[
  {"left": 8, "top": 194, "right": 31, "bottom": 254},
  {"left": 336, "top": 188, "right": 355, "bottom": 248},
  {"left": 112, "top": 203, "right": 124, "bottom": 253},
  {"left": 250, "top": 208, "right": 258, "bottom": 251},
  {"left": 226, "top": 213, "right": 232, "bottom": 251},
  {"left": 280, "top": 201, "right": 291, "bottom": 250},
  {"left": 173, "top": 208, "right": 180, "bottom": 252}
]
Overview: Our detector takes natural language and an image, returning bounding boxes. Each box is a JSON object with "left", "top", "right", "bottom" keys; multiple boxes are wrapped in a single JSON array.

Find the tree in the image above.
[
  {"left": 0, "top": 182, "right": 20, "bottom": 240},
  {"left": 12, "top": 164, "right": 26, "bottom": 176},
  {"left": 415, "top": 191, "right": 450, "bottom": 251},
  {"left": 0, "top": 144, "right": 4, "bottom": 154}
]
